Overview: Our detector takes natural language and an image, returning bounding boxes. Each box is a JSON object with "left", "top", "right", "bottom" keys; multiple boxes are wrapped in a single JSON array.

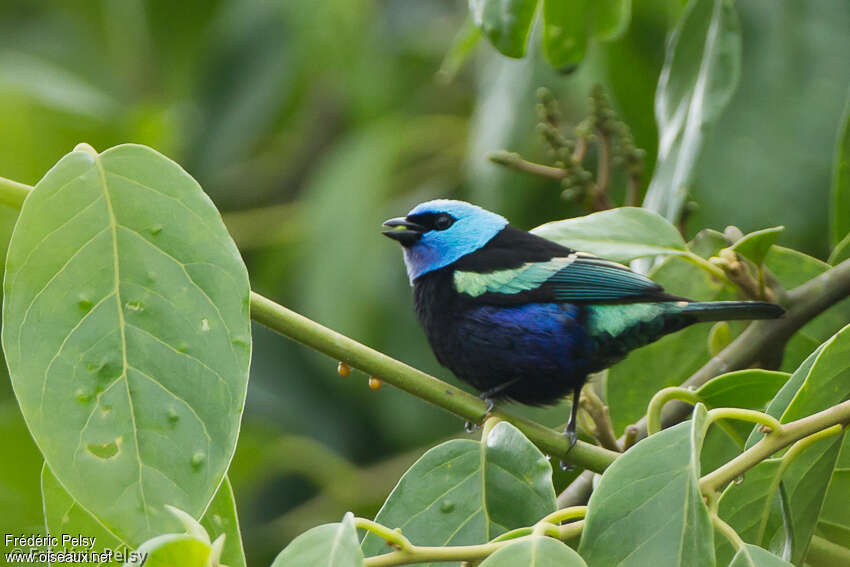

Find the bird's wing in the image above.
[{"left": 452, "top": 252, "right": 675, "bottom": 304}]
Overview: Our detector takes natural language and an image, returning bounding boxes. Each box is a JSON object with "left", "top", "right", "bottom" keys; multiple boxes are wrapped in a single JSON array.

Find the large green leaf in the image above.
[
  {"left": 830, "top": 91, "right": 850, "bottom": 247},
  {"left": 42, "top": 466, "right": 246, "bottom": 567},
  {"left": 272, "top": 513, "right": 363, "bottom": 567},
  {"left": 719, "top": 329, "right": 850, "bottom": 564},
  {"left": 531, "top": 207, "right": 687, "bottom": 263},
  {"left": 579, "top": 405, "right": 715, "bottom": 566},
  {"left": 815, "top": 435, "right": 850, "bottom": 549},
  {"left": 728, "top": 544, "right": 793, "bottom": 567},
  {"left": 642, "top": 0, "right": 741, "bottom": 223},
  {"left": 542, "top": 0, "right": 632, "bottom": 67},
  {"left": 479, "top": 536, "right": 587, "bottom": 566},
  {"left": 3, "top": 144, "right": 251, "bottom": 544},
  {"left": 361, "top": 422, "right": 556, "bottom": 566},
  {"left": 469, "top": 0, "right": 538, "bottom": 58},
  {"left": 763, "top": 246, "right": 850, "bottom": 371}
]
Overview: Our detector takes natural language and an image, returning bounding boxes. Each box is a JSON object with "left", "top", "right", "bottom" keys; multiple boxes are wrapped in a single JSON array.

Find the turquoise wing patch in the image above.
[
  {"left": 453, "top": 256, "right": 576, "bottom": 297},
  {"left": 453, "top": 254, "right": 666, "bottom": 302}
]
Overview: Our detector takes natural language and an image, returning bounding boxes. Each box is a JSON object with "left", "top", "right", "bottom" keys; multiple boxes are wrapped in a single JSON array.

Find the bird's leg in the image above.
[
  {"left": 477, "top": 377, "right": 521, "bottom": 418},
  {"left": 564, "top": 384, "right": 583, "bottom": 450}
]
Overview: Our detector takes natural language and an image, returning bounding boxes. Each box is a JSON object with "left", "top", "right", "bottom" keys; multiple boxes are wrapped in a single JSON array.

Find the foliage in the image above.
[{"left": 0, "top": 1, "right": 849, "bottom": 567}]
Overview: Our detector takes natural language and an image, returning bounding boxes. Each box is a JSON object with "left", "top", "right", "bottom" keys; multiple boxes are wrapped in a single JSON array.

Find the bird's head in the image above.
[{"left": 382, "top": 199, "right": 508, "bottom": 282}]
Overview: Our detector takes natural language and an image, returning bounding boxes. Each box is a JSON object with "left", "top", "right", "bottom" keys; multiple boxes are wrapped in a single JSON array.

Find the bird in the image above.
[{"left": 382, "top": 199, "right": 785, "bottom": 448}]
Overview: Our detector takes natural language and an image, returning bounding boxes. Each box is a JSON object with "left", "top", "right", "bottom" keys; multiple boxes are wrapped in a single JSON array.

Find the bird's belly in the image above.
[{"left": 428, "top": 303, "right": 591, "bottom": 405}]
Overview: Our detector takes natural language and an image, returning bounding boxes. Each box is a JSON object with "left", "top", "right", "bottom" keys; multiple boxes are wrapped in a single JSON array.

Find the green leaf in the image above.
[
  {"left": 730, "top": 226, "right": 785, "bottom": 266},
  {"left": 579, "top": 405, "right": 715, "bottom": 566},
  {"left": 125, "top": 534, "right": 210, "bottom": 567},
  {"left": 720, "top": 330, "right": 850, "bottom": 564},
  {"left": 830, "top": 91, "right": 850, "bottom": 247},
  {"left": 479, "top": 536, "right": 587, "bottom": 566},
  {"left": 593, "top": 0, "right": 632, "bottom": 41},
  {"left": 42, "top": 466, "right": 246, "bottom": 567},
  {"left": 829, "top": 232, "right": 850, "bottom": 265},
  {"left": 541, "top": 1, "right": 631, "bottom": 67},
  {"left": 469, "top": 0, "right": 539, "bottom": 58},
  {"left": 542, "top": 1, "right": 588, "bottom": 68},
  {"left": 764, "top": 246, "right": 850, "bottom": 371},
  {"left": 814, "top": 435, "right": 850, "bottom": 548},
  {"left": 3, "top": 144, "right": 251, "bottom": 545},
  {"left": 272, "top": 513, "right": 363, "bottom": 567},
  {"left": 361, "top": 422, "right": 556, "bottom": 564},
  {"left": 642, "top": 0, "right": 741, "bottom": 222},
  {"left": 531, "top": 207, "right": 687, "bottom": 263},
  {"left": 728, "top": 544, "right": 793, "bottom": 567}
]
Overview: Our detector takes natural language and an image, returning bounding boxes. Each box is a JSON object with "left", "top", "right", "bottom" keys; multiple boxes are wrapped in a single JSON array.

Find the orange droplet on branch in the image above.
[
  {"left": 368, "top": 377, "right": 382, "bottom": 390},
  {"left": 337, "top": 361, "right": 350, "bottom": 377}
]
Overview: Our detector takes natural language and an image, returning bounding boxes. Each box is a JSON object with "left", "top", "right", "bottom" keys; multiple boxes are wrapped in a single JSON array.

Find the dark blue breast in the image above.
[{"left": 430, "top": 302, "right": 592, "bottom": 405}]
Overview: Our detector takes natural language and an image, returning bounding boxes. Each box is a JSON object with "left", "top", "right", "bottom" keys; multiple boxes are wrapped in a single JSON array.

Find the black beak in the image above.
[{"left": 382, "top": 217, "right": 425, "bottom": 246}]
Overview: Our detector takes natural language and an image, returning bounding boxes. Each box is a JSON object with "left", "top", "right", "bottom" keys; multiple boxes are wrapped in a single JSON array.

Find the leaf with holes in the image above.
[
  {"left": 42, "top": 466, "right": 245, "bottom": 567},
  {"left": 361, "top": 422, "right": 556, "bottom": 565},
  {"left": 3, "top": 144, "right": 251, "bottom": 545}
]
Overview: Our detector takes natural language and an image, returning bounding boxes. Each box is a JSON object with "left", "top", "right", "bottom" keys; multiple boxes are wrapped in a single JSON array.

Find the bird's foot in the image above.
[{"left": 558, "top": 425, "right": 578, "bottom": 471}]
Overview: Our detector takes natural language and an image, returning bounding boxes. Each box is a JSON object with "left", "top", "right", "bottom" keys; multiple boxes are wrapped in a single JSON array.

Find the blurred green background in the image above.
[{"left": 0, "top": 0, "right": 848, "bottom": 564}]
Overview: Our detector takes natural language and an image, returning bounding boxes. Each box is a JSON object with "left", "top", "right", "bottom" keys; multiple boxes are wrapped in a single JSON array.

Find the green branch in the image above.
[
  {"left": 251, "top": 292, "right": 617, "bottom": 472},
  {"left": 0, "top": 175, "right": 617, "bottom": 473},
  {"left": 700, "top": 402, "right": 850, "bottom": 494},
  {"left": 356, "top": 514, "right": 585, "bottom": 566}
]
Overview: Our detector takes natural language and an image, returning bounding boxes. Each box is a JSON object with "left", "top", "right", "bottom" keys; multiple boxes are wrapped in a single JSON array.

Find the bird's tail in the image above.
[{"left": 679, "top": 301, "right": 785, "bottom": 322}]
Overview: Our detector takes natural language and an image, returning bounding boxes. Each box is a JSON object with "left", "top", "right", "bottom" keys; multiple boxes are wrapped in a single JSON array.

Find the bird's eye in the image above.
[{"left": 434, "top": 214, "right": 454, "bottom": 230}]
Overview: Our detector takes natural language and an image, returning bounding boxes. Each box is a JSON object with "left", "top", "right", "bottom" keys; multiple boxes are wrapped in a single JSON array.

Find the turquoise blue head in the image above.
[{"left": 383, "top": 199, "right": 508, "bottom": 283}]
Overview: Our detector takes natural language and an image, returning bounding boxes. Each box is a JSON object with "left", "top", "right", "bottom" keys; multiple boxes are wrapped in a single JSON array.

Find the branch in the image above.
[
  {"left": 0, "top": 176, "right": 31, "bottom": 209},
  {"left": 357, "top": 512, "right": 585, "bottom": 567},
  {"left": 251, "top": 292, "right": 618, "bottom": 472},
  {"left": 700, "top": 408, "right": 848, "bottom": 494},
  {"left": 559, "top": 256, "right": 850, "bottom": 505},
  {"left": 487, "top": 151, "right": 567, "bottom": 180}
]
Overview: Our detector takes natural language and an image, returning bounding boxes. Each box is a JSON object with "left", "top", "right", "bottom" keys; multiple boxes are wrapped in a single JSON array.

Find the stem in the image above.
[
  {"left": 0, "top": 176, "right": 31, "bottom": 209},
  {"left": 251, "top": 292, "right": 618, "bottom": 472},
  {"left": 712, "top": 513, "right": 746, "bottom": 552},
  {"left": 705, "top": 407, "right": 784, "bottom": 435},
  {"left": 539, "top": 506, "right": 587, "bottom": 526},
  {"left": 647, "top": 387, "right": 701, "bottom": 435},
  {"left": 625, "top": 172, "right": 640, "bottom": 207},
  {"left": 362, "top": 521, "right": 586, "bottom": 567},
  {"left": 593, "top": 133, "right": 614, "bottom": 210},
  {"left": 355, "top": 518, "right": 412, "bottom": 550},
  {"left": 487, "top": 151, "right": 567, "bottom": 180},
  {"left": 700, "top": 401, "right": 850, "bottom": 494},
  {"left": 682, "top": 251, "right": 732, "bottom": 283},
  {"left": 580, "top": 388, "right": 621, "bottom": 451}
]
